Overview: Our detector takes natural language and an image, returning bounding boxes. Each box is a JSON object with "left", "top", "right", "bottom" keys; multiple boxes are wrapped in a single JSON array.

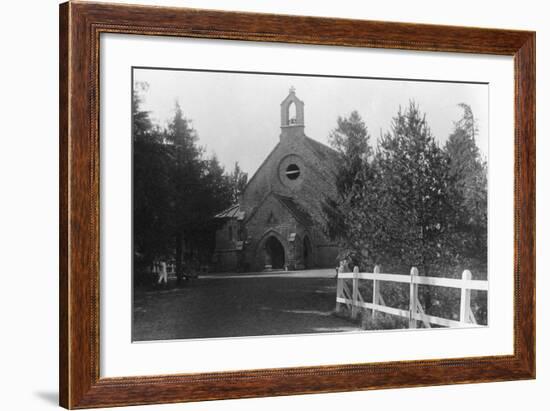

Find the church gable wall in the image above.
[
  {"left": 241, "top": 136, "right": 338, "bottom": 238},
  {"left": 240, "top": 143, "right": 282, "bottom": 209}
]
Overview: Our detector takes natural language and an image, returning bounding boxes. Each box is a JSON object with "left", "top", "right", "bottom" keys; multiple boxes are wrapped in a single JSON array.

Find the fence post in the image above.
[
  {"left": 335, "top": 267, "right": 343, "bottom": 313},
  {"left": 460, "top": 270, "right": 472, "bottom": 325},
  {"left": 372, "top": 265, "right": 381, "bottom": 319},
  {"left": 409, "top": 266, "right": 419, "bottom": 329},
  {"left": 351, "top": 266, "right": 359, "bottom": 320}
]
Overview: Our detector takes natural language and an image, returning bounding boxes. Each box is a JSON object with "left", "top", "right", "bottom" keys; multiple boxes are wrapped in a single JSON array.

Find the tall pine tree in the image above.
[
  {"left": 444, "top": 103, "right": 487, "bottom": 274},
  {"left": 166, "top": 102, "right": 204, "bottom": 283},
  {"left": 133, "top": 82, "right": 174, "bottom": 278}
]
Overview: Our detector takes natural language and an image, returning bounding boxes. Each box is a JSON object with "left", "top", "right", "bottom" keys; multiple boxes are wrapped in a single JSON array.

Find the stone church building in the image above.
[{"left": 213, "top": 88, "right": 341, "bottom": 272}]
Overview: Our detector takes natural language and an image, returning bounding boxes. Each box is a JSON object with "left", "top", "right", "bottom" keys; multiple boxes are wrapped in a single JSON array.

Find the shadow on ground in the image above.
[{"left": 133, "top": 270, "right": 360, "bottom": 341}]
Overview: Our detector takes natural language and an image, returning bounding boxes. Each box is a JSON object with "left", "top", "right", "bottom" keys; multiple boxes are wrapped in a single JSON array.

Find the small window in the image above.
[
  {"left": 228, "top": 226, "right": 233, "bottom": 241},
  {"left": 285, "top": 164, "right": 300, "bottom": 180}
]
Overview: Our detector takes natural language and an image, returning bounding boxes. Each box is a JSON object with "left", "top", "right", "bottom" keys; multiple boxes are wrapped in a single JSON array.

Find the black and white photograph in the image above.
[
  {"left": 2, "top": 0, "right": 544, "bottom": 409},
  {"left": 132, "top": 68, "right": 489, "bottom": 342}
]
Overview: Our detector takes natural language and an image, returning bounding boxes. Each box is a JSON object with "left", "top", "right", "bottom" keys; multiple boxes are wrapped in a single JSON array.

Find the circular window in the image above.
[
  {"left": 285, "top": 164, "right": 300, "bottom": 180},
  {"left": 278, "top": 155, "right": 305, "bottom": 189}
]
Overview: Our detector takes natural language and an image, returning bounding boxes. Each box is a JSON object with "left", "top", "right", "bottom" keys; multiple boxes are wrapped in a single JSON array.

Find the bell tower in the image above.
[{"left": 280, "top": 87, "right": 305, "bottom": 141}]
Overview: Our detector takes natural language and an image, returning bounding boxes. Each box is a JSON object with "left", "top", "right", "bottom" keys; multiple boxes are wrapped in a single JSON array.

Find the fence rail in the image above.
[{"left": 335, "top": 266, "right": 487, "bottom": 329}]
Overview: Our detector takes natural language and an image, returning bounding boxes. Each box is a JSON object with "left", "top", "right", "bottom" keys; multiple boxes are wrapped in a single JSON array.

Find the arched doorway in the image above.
[
  {"left": 303, "top": 236, "right": 313, "bottom": 269},
  {"left": 265, "top": 236, "right": 285, "bottom": 269}
]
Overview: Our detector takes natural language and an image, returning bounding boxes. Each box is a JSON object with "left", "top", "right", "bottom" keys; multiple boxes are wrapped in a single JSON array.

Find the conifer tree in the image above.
[
  {"left": 166, "top": 102, "right": 204, "bottom": 283},
  {"left": 324, "top": 111, "right": 377, "bottom": 266},
  {"left": 444, "top": 103, "right": 487, "bottom": 272},
  {"left": 375, "top": 101, "right": 452, "bottom": 273},
  {"left": 132, "top": 83, "right": 174, "bottom": 277}
]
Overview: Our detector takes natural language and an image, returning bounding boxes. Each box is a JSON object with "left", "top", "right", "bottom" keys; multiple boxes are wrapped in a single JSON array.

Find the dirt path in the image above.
[{"left": 133, "top": 270, "right": 360, "bottom": 341}]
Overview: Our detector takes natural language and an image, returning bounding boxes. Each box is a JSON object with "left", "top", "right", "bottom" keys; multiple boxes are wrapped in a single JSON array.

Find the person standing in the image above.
[{"left": 158, "top": 260, "right": 168, "bottom": 285}]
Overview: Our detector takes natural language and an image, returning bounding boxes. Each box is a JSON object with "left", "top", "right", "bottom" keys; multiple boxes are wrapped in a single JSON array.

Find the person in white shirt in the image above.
[{"left": 157, "top": 261, "right": 168, "bottom": 285}]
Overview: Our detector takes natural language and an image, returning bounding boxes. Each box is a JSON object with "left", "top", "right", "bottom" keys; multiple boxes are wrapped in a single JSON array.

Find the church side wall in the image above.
[{"left": 213, "top": 219, "right": 243, "bottom": 272}]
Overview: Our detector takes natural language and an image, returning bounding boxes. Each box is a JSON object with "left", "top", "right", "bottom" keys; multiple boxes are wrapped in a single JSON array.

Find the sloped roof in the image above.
[
  {"left": 273, "top": 193, "right": 314, "bottom": 226},
  {"left": 214, "top": 204, "right": 245, "bottom": 220},
  {"left": 304, "top": 137, "right": 340, "bottom": 167}
]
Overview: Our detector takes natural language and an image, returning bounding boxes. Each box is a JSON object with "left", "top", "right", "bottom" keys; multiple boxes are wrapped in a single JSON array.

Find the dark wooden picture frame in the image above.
[{"left": 59, "top": 1, "right": 535, "bottom": 408}]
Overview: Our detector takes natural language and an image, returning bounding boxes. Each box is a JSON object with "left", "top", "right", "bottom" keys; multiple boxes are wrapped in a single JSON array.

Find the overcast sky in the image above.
[{"left": 134, "top": 68, "right": 488, "bottom": 176}]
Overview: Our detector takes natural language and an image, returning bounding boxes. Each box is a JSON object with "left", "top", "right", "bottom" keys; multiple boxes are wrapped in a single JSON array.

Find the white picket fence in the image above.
[{"left": 335, "top": 265, "right": 488, "bottom": 328}]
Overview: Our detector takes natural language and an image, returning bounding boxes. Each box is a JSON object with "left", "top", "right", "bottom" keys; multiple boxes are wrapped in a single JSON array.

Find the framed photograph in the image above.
[{"left": 59, "top": 1, "right": 535, "bottom": 409}]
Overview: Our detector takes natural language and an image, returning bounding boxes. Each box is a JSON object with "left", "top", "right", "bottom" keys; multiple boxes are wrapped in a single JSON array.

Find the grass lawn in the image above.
[{"left": 133, "top": 270, "right": 360, "bottom": 341}]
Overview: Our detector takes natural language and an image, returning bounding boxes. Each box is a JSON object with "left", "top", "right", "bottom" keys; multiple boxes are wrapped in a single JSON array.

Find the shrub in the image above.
[{"left": 361, "top": 311, "right": 408, "bottom": 330}]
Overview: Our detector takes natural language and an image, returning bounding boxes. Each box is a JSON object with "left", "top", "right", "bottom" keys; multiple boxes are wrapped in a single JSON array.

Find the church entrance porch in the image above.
[{"left": 264, "top": 236, "right": 286, "bottom": 270}]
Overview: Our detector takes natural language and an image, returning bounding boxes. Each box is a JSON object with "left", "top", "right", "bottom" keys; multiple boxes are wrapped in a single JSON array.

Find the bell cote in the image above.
[{"left": 280, "top": 87, "right": 305, "bottom": 141}]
